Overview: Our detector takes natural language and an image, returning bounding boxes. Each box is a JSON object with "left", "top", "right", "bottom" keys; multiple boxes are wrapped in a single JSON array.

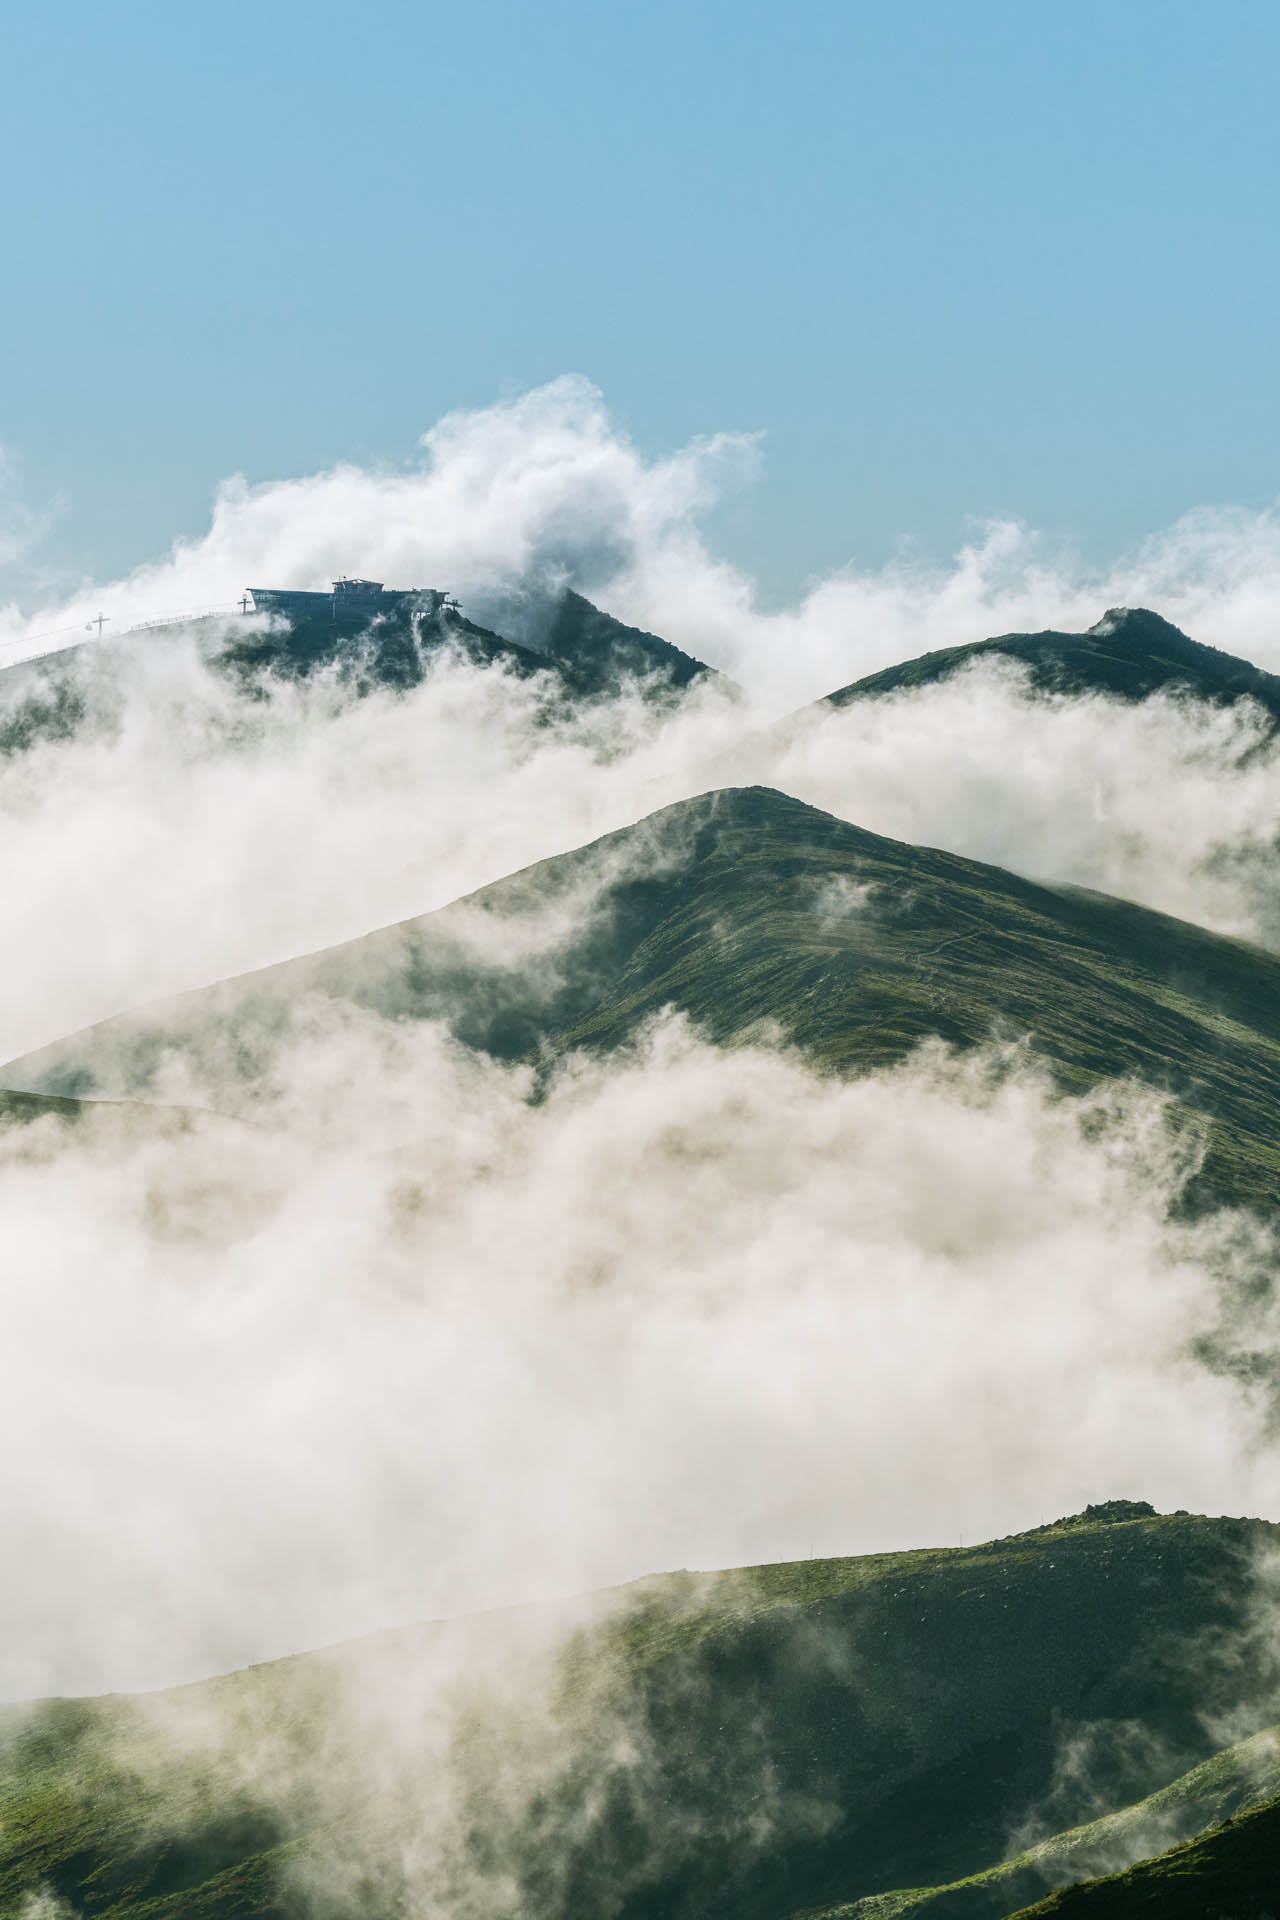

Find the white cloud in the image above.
[
  {"left": 0, "top": 637, "right": 744, "bottom": 1062},
  {"left": 2, "top": 621, "right": 1279, "bottom": 1077},
  {"left": 0, "top": 380, "right": 1279, "bottom": 1721},
  {"left": 6, "top": 379, "right": 1280, "bottom": 708},
  {"left": 0, "top": 1016, "right": 1273, "bottom": 1698},
  {"left": 0, "top": 379, "right": 757, "bottom": 673},
  {"left": 740, "top": 661, "right": 1280, "bottom": 944}
]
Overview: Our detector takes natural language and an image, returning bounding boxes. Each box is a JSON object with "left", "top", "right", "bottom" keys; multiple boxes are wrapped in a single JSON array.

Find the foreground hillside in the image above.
[
  {"left": 820, "top": 605, "right": 1280, "bottom": 719},
  {"left": 1003, "top": 1791, "right": 1280, "bottom": 1919},
  {"left": 1, "top": 1505, "right": 1276, "bottom": 1920},
  {"left": 806, "top": 1728, "right": 1280, "bottom": 1917},
  {"left": 10, "top": 785, "right": 1280, "bottom": 1213}
]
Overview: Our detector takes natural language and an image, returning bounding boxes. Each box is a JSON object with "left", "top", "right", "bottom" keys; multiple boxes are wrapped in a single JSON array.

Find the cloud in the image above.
[
  {"left": 1, "top": 1013, "right": 1275, "bottom": 1699},
  {"left": 2, "top": 386, "right": 1280, "bottom": 1008},
  {"left": 0, "top": 634, "right": 743, "bottom": 1062},
  {"left": 744, "top": 661, "right": 1280, "bottom": 944},
  {"left": 1, "top": 378, "right": 1280, "bottom": 1729},
  {"left": 10, "top": 378, "right": 1280, "bottom": 711},
  {"left": 3, "top": 619, "right": 1279, "bottom": 1084},
  {"left": 0, "top": 379, "right": 758, "bottom": 672}
]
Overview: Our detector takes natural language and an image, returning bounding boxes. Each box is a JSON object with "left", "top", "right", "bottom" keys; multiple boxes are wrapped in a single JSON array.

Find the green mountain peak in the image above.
[{"left": 9, "top": 781, "right": 1280, "bottom": 1213}]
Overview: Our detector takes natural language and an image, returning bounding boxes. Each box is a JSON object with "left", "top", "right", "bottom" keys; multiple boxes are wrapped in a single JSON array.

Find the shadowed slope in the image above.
[
  {"left": 0, "top": 1089, "right": 96, "bottom": 1128},
  {"left": 8, "top": 786, "right": 1280, "bottom": 1212},
  {"left": 822, "top": 607, "right": 1280, "bottom": 719},
  {"left": 0, "top": 590, "right": 716, "bottom": 758},
  {"left": 809, "top": 1722, "right": 1280, "bottom": 1918},
  {"left": 1, "top": 1507, "right": 1277, "bottom": 1920},
  {"left": 215, "top": 592, "right": 554, "bottom": 691},
  {"left": 0, "top": 599, "right": 546, "bottom": 756},
  {"left": 1004, "top": 1788, "right": 1280, "bottom": 1918},
  {"left": 529, "top": 588, "right": 719, "bottom": 694}
]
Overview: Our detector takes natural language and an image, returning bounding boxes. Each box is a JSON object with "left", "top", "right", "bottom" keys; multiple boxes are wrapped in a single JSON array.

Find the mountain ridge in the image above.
[
  {"left": 7, "top": 603, "right": 1280, "bottom": 1920},
  {"left": 8, "top": 783, "right": 1280, "bottom": 1213},
  {"left": 0, "top": 587, "right": 721, "bottom": 759},
  {"left": 821, "top": 606, "right": 1280, "bottom": 719},
  {"left": 0, "top": 1505, "right": 1275, "bottom": 1920}
]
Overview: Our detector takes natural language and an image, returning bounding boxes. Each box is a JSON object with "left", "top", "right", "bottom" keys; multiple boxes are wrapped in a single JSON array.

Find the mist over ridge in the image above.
[
  {"left": 3, "top": 393, "right": 1280, "bottom": 1915},
  {"left": 3, "top": 567, "right": 1280, "bottom": 1074},
  {"left": 10, "top": 377, "right": 1280, "bottom": 707},
  {"left": 12, "top": 0, "right": 1280, "bottom": 1892}
]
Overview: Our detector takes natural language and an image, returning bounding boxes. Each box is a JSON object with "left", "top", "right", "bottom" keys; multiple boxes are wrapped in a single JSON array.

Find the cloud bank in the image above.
[
  {"left": 2, "top": 1014, "right": 1275, "bottom": 1698},
  {"left": 7, "top": 376, "right": 1280, "bottom": 705},
  {"left": 749, "top": 662, "right": 1280, "bottom": 945},
  {"left": 0, "top": 378, "right": 1278, "bottom": 1720},
  {"left": 1, "top": 612, "right": 1279, "bottom": 1075}
]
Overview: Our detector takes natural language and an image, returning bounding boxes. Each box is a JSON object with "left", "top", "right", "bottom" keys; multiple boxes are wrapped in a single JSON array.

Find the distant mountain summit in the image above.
[
  {"left": 235, "top": 579, "right": 720, "bottom": 697},
  {"left": 0, "top": 586, "right": 719, "bottom": 758},
  {"left": 527, "top": 588, "right": 718, "bottom": 694},
  {"left": 823, "top": 606, "right": 1280, "bottom": 719},
  {"left": 224, "top": 580, "right": 549, "bottom": 690}
]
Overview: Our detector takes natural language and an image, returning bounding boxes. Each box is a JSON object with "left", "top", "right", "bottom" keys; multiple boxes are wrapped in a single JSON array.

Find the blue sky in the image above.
[{"left": 5, "top": 0, "right": 1280, "bottom": 603}]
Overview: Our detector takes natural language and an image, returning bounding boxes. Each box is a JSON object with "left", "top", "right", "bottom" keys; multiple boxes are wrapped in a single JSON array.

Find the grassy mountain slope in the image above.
[
  {"left": 810, "top": 1723, "right": 1280, "bottom": 1918},
  {"left": 9, "top": 785, "right": 1280, "bottom": 1213},
  {"left": 0, "top": 1089, "right": 95, "bottom": 1128},
  {"left": 821, "top": 606, "right": 1280, "bottom": 719},
  {"left": 1004, "top": 1788, "right": 1280, "bottom": 1918},
  {"left": 1, "top": 1506, "right": 1276, "bottom": 1920}
]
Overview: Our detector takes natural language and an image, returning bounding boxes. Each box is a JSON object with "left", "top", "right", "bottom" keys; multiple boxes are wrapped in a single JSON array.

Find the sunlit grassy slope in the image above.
[
  {"left": 1003, "top": 1790, "right": 1280, "bottom": 1918},
  {"left": 10, "top": 785, "right": 1280, "bottom": 1214},
  {"left": 2, "top": 1506, "right": 1278, "bottom": 1920},
  {"left": 821, "top": 606, "right": 1280, "bottom": 718},
  {"left": 808, "top": 1724, "right": 1280, "bottom": 1918}
]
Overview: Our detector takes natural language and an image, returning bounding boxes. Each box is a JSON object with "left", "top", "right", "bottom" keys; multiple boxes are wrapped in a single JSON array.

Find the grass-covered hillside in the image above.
[
  {"left": 809, "top": 1723, "right": 1280, "bottom": 1918},
  {"left": 1, "top": 1504, "right": 1276, "bottom": 1920},
  {"left": 10, "top": 785, "right": 1280, "bottom": 1214},
  {"left": 1003, "top": 1787, "right": 1280, "bottom": 1919},
  {"left": 821, "top": 606, "right": 1280, "bottom": 719}
]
